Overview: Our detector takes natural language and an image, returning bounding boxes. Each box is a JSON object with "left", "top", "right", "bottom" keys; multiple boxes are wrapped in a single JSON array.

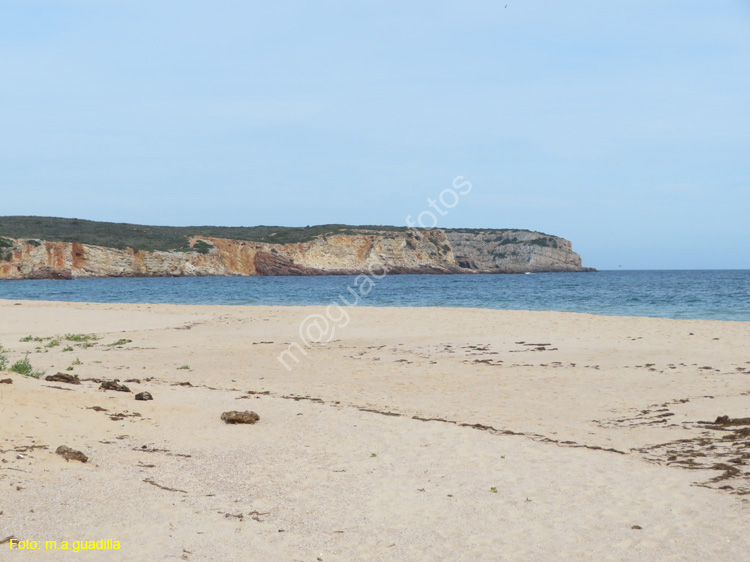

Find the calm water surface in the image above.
[{"left": 1, "top": 271, "right": 748, "bottom": 321}]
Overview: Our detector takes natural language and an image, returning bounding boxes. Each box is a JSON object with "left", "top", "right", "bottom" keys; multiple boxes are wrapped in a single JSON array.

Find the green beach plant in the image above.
[
  {"left": 20, "top": 335, "right": 50, "bottom": 343},
  {"left": 10, "top": 353, "right": 45, "bottom": 378},
  {"left": 108, "top": 339, "right": 132, "bottom": 347},
  {"left": 64, "top": 333, "right": 100, "bottom": 342}
]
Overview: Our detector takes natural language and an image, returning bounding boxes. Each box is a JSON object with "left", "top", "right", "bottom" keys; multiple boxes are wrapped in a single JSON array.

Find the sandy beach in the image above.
[{"left": 1, "top": 299, "right": 749, "bottom": 561}]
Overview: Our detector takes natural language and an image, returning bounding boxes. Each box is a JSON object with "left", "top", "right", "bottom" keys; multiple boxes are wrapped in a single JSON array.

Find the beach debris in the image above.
[
  {"left": 634, "top": 412, "right": 750, "bottom": 494},
  {"left": 221, "top": 410, "right": 260, "bottom": 424},
  {"left": 45, "top": 372, "right": 81, "bottom": 385},
  {"left": 0, "top": 378, "right": 12, "bottom": 384},
  {"left": 108, "top": 411, "right": 141, "bottom": 421},
  {"left": 358, "top": 407, "right": 402, "bottom": 417},
  {"left": 55, "top": 445, "right": 88, "bottom": 463},
  {"left": 135, "top": 391, "right": 153, "bottom": 401},
  {"left": 711, "top": 415, "right": 750, "bottom": 426},
  {"left": 99, "top": 380, "right": 131, "bottom": 392},
  {"left": 143, "top": 478, "right": 187, "bottom": 493},
  {"left": 220, "top": 510, "right": 268, "bottom": 522},
  {"left": 43, "top": 384, "right": 74, "bottom": 391},
  {"left": 134, "top": 445, "right": 191, "bottom": 458},
  {"left": 281, "top": 394, "right": 323, "bottom": 403}
]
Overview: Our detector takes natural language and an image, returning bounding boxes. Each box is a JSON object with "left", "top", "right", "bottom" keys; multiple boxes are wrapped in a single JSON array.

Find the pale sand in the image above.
[{"left": 1, "top": 299, "right": 749, "bottom": 561}]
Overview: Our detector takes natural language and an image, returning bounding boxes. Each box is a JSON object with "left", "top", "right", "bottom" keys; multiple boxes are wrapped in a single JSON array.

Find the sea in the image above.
[{"left": 0, "top": 270, "right": 748, "bottom": 322}]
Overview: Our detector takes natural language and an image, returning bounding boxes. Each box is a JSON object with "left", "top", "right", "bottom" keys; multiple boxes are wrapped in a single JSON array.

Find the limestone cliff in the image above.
[
  {"left": 445, "top": 230, "right": 588, "bottom": 273},
  {"left": 0, "top": 229, "right": 593, "bottom": 280}
]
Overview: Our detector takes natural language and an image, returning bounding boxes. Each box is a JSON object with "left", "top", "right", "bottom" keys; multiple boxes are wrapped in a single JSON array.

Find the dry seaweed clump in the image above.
[
  {"left": 100, "top": 380, "right": 131, "bottom": 392},
  {"left": 46, "top": 372, "right": 81, "bottom": 385},
  {"left": 221, "top": 411, "right": 260, "bottom": 424}
]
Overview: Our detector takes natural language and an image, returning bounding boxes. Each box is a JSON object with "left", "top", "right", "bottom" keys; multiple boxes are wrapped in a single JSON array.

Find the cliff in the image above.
[
  {"left": 0, "top": 228, "right": 593, "bottom": 280},
  {"left": 445, "top": 230, "right": 587, "bottom": 273}
]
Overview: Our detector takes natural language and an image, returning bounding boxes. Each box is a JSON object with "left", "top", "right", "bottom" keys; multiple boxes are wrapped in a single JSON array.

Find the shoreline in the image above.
[
  {"left": 1, "top": 300, "right": 749, "bottom": 560},
  {"left": 2, "top": 297, "right": 750, "bottom": 324},
  {"left": 0, "top": 268, "right": 599, "bottom": 281}
]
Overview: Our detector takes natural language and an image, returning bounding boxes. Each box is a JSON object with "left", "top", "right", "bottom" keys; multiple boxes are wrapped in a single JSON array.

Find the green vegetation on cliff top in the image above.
[{"left": 0, "top": 216, "right": 542, "bottom": 252}]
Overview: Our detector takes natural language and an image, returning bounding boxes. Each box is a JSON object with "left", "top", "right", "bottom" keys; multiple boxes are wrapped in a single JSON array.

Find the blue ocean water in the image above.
[{"left": 0, "top": 271, "right": 748, "bottom": 321}]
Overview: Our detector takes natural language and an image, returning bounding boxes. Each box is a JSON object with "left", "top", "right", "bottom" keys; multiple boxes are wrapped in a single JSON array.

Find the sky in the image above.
[{"left": 1, "top": 0, "right": 749, "bottom": 270}]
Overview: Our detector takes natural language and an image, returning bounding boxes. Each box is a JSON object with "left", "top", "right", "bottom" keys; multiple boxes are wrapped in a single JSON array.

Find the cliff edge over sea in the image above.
[{"left": 0, "top": 217, "right": 594, "bottom": 279}]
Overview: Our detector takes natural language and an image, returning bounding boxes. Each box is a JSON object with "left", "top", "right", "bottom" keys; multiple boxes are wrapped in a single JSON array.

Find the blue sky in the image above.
[{"left": 1, "top": 0, "right": 748, "bottom": 269}]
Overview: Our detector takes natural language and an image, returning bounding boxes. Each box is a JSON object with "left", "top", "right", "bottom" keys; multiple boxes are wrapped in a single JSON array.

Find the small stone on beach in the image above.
[
  {"left": 221, "top": 410, "right": 260, "bottom": 424},
  {"left": 135, "top": 391, "right": 153, "bottom": 401},
  {"left": 55, "top": 445, "right": 88, "bottom": 463}
]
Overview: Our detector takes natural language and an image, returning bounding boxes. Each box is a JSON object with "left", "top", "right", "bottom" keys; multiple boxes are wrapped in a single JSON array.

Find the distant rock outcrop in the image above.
[
  {"left": 0, "top": 228, "right": 593, "bottom": 279},
  {"left": 445, "top": 230, "right": 588, "bottom": 273}
]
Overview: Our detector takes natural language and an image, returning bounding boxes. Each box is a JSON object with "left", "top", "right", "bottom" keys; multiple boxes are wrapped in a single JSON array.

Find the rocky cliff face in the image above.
[
  {"left": 445, "top": 230, "right": 587, "bottom": 273},
  {"left": 0, "top": 229, "right": 592, "bottom": 280}
]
